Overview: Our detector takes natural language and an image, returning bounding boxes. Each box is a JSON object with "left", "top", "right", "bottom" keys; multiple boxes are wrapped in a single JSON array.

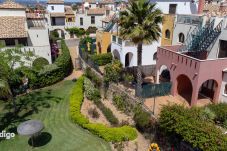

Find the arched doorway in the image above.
[
  {"left": 159, "top": 65, "right": 171, "bottom": 82},
  {"left": 107, "top": 44, "right": 111, "bottom": 53},
  {"left": 177, "top": 74, "right": 193, "bottom": 103},
  {"left": 125, "top": 52, "right": 133, "bottom": 67},
  {"left": 112, "top": 49, "right": 120, "bottom": 60},
  {"left": 198, "top": 79, "right": 218, "bottom": 102},
  {"left": 54, "top": 29, "right": 65, "bottom": 39},
  {"left": 97, "top": 42, "right": 101, "bottom": 54}
]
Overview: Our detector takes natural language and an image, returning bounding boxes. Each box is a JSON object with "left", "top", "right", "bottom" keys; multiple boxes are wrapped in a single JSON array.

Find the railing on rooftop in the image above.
[{"left": 177, "top": 15, "right": 203, "bottom": 25}]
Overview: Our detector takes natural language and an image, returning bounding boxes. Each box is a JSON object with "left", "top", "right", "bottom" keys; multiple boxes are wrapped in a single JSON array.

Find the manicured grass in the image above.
[{"left": 0, "top": 81, "right": 111, "bottom": 151}]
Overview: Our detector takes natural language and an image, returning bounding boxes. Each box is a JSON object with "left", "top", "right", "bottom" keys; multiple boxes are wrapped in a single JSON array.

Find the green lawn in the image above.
[{"left": 0, "top": 80, "right": 111, "bottom": 151}]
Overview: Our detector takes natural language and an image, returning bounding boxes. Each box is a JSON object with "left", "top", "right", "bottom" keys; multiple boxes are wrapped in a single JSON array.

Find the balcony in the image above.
[{"left": 176, "top": 14, "right": 204, "bottom": 25}]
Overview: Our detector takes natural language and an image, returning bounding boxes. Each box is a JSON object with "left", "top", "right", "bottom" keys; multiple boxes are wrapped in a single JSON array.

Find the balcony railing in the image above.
[{"left": 177, "top": 15, "right": 203, "bottom": 25}]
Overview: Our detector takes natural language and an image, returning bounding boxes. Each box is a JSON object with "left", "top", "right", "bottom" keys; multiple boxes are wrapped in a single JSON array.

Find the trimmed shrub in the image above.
[
  {"left": 159, "top": 105, "right": 227, "bottom": 151},
  {"left": 32, "top": 57, "right": 49, "bottom": 71},
  {"left": 86, "top": 26, "right": 98, "bottom": 34},
  {"left": 70, "top": 76, "right": 137, "bottom": 142},
  {"left": 31, "top": 40, "right": 72, "bottom": 88},
  {"left": 83, "top": 124, "right": 137, "bottom": 142},
  {"left": 90, "top": 53, "right": 112, "bottom": 66},
  {"left": 70, "top": 76, "right": 89, "bottom": 126}
]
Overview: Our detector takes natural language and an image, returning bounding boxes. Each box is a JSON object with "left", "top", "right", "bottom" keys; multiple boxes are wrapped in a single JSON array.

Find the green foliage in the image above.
[
  {"left": 31, "top": 40, "right": 72, "bottom": 88},
  {"left": 84, "top": 67, "right": 102, "bottom": 88},
  {"left": 66, "top": 27, "right": 86, "bottom": 37},
  {"left": 32, "top": 57, "right": 49, "bottom": 71},
  {"left": 0, "top": 79, "right": 12, "bottom": 99},
  {"left": 113, "top": 94, "right": 127, "bottom": 111},
  {"left": 84, "top": 77, "right": 118, "bottom": 125},
  {"left": 123, "top": 73, "right": 134, "bottom": 84},
  {"left": 83, "top": 124, "right": 137, "bottom": 142},
  {"left": 133, "top": 106, "right": 151, "bottom": 131},
  {"left": 90, "top": 53, "right": 112, "bottom": 66},
  {"left": 207, "top": 103, "right": 227, "bottom": 125},
  {"left": 70, "top": 77, "right": 137, "bottom": 142},
  {"left": 159, "top": 105, "right": 227, "bottom": 151},
  {"left": 86, "top": 26, "right": 98, "bottom": 34},
  {"left": 104, "top": 60, "right": 123, "bottom": 84},
  {"left": 50, "top": 30, "right": 61, "bottom": 42},
  {"left": 70, "top": 76, "right": 89, "bottom": 125}
]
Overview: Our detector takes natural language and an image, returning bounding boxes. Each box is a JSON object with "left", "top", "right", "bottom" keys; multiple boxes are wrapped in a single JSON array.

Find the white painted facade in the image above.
[
  {"left": 150, "top": 0, "right": 198, "bottom": 14},
  {"left": 220, "top": 72, "right": 227, "bottom": 103},
  {"left": 111, "top": 35, "right": 160, "bottom": 67},
  {"left": 47, "top": 4, "right": 65, "bottom": 13},
  {"left": 0, "top": 8, "right": 51, "bottom": 65}
]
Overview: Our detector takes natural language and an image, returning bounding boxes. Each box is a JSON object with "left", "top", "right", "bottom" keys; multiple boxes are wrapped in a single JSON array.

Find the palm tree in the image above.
[{"left": 119, "top": 0, "right": 162, "bottom": 97}]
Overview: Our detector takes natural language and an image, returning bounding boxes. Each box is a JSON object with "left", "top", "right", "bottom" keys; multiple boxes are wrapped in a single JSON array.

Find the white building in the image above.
[
  {"left": 150, "top": 0, "right": 198, "bottom": 14},
  {"left": 0, "top": 1, "right": 52, "bottom": 65},
  {"left": 46, "top": 0, "right": 76, "bottom": 39},
  {"left": 110, "top": 0, "right": 199, "bottom": 68}
]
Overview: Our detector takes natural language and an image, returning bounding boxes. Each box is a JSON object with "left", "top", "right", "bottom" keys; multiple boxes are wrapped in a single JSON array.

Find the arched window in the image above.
[
  {"left": 165, "top": 29, "right": 170, "bottom": 39},
  {"left": 179, "top": 33, "right": 185, "bottom": 43},
  {"left": 153, "top": 52, "right": 157, "bottom": 60}
]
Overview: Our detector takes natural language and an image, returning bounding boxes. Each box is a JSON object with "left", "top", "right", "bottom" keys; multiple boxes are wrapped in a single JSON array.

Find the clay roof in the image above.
[
  {"left": 47, "top": 0, "right": 64, "bottom": 4},
  {"left": 87, "top": 8, "right": 106, "bottom": 15},
  {"left": 203, "top": 3, "right": 227, "bottom": 16},
  {"left": 65, "top": 6, "right": 74, "bottom": 15},
  {"left": 50, "top": 12, "right": 65, "bottom": 17},
  {"left": 0, "top": 1, "right": 25, "bottom": 9},
  {"left": 0, "top": 16, "right": 27, "bottom": 39}
]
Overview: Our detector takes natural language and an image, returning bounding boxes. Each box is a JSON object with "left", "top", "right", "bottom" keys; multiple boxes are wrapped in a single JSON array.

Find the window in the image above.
[
  {"left": 165, "top": 29, "right": 170, "bottom": 39},
  {"left": 91, "top": 16, "right": 95, "bottom": 24},
  {"left": 51, "top": 6, "right": 54, "bottom": 10},
  {"left": 169, "top": 4, "right": 177, "bottom": 14},
  {"left": 118, "top": 38, "right": 122, "bottom": 45},
  {"left": 224, "top": 84, "right": 227, "bottom": 95},
  {"left": 179, "top": 33, "right": 185, "bottom": 43},
  {"left": 112, "top": 35, "right": 116, "bottom": 42},
  {"left": 80, "top": 17, "right": 83, "bottom": 26},
  {"left": 153, "top": 52, "right": 157, "bottom": 60}
]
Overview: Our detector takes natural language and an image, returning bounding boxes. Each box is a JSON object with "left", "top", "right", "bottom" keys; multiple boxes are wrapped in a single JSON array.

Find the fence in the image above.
[
  {"left": 78, "top": 44, "right": 102, "bottom": 74},
  {"left": 141, "top": 82, "right": 172, "bottom": 98}
]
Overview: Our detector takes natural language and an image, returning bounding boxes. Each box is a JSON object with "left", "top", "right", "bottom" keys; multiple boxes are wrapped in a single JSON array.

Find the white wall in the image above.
[
  {"left": 27, "top": 28, "right": 50, "bottom": 46},
  {"left": 0, "top": 9, "right": 26, "bottom": 16},
  {"left": 111, "top": 37, "right": 160, "bottom": 67},
  {"left": 150, "top": 0, "right": 197, "bottom": 14},
  {"left": 220, "top": 73, "right": 227, "bottom": 103},
  {"left": 47, "top": 4, "right": 65, "bottom": 13},
  {"left": 75, "top": 13, "right": 104, "bottom": 29}
]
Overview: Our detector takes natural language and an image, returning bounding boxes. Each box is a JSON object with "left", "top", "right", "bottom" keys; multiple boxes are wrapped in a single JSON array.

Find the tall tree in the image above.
[{"left": 119, "top": 0, "right": 162, "bottom": 96}]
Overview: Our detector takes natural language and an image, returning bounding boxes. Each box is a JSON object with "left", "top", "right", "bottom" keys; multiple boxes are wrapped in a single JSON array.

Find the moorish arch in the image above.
[
  {"left": 125, "top": 52, "right": 133, "bottom": 67},
  {"left": 159, "top": 65, "right": 171, "bottom": 82},
  {"left": 198, "top": 79, "right": 218, "bottom": 102},
  {"left": 112, "top": 49, "right": 120, "bottom": 60},
  {"left": 176, "top": 74, "right": 193, "bottom": 104}
]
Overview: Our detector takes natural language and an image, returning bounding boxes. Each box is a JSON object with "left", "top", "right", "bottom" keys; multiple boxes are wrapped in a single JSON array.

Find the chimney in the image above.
[{"left": 198, "top": 0, "right": 205, "bottom": 14}]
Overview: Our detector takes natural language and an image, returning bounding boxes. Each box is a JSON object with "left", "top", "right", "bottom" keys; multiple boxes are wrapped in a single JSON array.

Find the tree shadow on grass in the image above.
[
  {"left": 28, "top": 132, "right": 52, "bottom": 147},
  {"left": 0, "top": 89, "right": 62, "bottom": 135}
]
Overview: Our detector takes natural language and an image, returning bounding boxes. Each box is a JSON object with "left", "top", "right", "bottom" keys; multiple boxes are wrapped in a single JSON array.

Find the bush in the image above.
[
  {"left": 133, "top": 106, "right": 151, "bottom": 131},
  {"left": 86, "top": 26, "right": 98, "bottom": 34},
  {"left": 104, "top": 60, "right": 123, "bottom": 85},
  {"left": 83, "top": 124, "right": 137, "bottom": 142},
  {"left": 90, "top": 53, "right": 112, "bottom": 66},
  {"left": 70, "top": 76, "right": 89, "bottom": 126},
  {"left": 113, "top": 94, "right": 127, "bottom": 111},
  {"left": 159, "top": 105, "right": 227, "bottom": 151},
  {"left": 88, "top": 108, "right": 100, "bottom": 118},
  {"left": 31, "top": 40, "right": 72, "bottom": 88},
  {"left": 84, "top": 77, "right": 118, "bottom": 125},
  {"left": 85, "top": 67, "right": 102, "bottom": 88},
  {"left": 70, "top": 76, "right": 137, "bottom": 142},
  {"left": 32, "top": 57, "right": 49, "bottom": 71},
  {"left": 207, "top": 103, "right": 227, "bottom": 125}
]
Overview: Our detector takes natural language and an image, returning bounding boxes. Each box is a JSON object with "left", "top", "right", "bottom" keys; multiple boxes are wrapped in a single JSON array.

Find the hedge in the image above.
[
  {"left": 31, "top": 40, "right": 72, "bottom": 88},
  {"left": 159, "top": 105, "right": 227, "bottom": 151},
  {"left": 32, "top": 57, "right": 49, "bottom": 71},
  {"left": 70, "top": 76, "right": 137, "bottom": 142},
  {"left": 90, "top": 53, "right": 112, "bottom": 66}
]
